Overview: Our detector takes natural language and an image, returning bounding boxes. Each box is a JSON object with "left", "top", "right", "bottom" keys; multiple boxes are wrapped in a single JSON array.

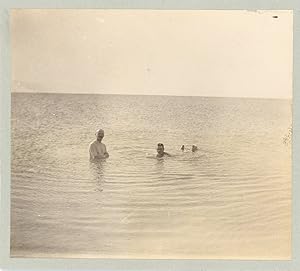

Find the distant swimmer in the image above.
[
  {"left": 89, "top": 129, "right": 109, "bottom": 160},
  {"left": 156, "top": 143, "right": 171, "bottom": 158},
  {"left": 181, "top": 145, "right": 185, "bottom": 151},
  {"left": 192, "top": 145, "right": 198, "bottom": 152}
]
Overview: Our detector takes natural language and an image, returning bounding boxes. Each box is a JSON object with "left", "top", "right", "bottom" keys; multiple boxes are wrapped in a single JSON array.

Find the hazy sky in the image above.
[{"left": 11, "top": 9, "right": 293, "bottom": 98}]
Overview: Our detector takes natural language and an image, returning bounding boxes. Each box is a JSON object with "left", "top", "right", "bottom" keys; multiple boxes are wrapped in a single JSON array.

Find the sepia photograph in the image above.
[{"left": 10, "top": 9, "right": 292, "bottom": 259}]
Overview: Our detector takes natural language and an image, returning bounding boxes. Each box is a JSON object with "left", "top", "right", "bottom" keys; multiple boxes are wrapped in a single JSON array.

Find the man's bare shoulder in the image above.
[
  {"left": 89, "top": 140, "right": 98, "bottom": 147},
  {"left": 89, "top": 140, "right": 107, "bottom": 148}
]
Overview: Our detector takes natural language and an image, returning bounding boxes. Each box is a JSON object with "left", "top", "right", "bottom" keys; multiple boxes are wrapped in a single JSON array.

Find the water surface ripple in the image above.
[{"left": 11, "top": 93, "right": 291, "bottom": 259}]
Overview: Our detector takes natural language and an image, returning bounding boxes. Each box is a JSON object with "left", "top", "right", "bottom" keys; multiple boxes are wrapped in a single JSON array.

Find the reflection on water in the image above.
[
  {"left": 154, "top": 158, "right": 165, "bottom": 175},
  {"left": 11, "top": 93, "right": 291, "bottom": 259},
  {"left": 89, "top": 160, "right": 106, "bottom": 192}
]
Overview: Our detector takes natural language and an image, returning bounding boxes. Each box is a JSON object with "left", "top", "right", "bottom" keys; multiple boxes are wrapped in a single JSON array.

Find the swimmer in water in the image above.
[
  {"left": 181, "top": 145, "right": 185, "bottom": 151},
  {"left": 89, "top": 128, "right": 109, "bottom": 160},
  {"left": 192, "top": 145, "right": 198, "bottom": 152},
  {"left": 156, "top": 143, "right": 171, "bottom": 158}
]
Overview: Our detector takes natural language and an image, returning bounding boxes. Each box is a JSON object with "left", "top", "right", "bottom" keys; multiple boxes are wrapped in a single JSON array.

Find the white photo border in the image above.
[{"left": 1, "top": 1, "right": 299, "bottom": 270}]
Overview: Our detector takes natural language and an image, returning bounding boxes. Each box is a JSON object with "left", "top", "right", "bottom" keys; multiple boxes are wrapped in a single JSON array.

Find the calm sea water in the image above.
[{"left": 11, "top": 93, "right": 291, "bottom": 259}]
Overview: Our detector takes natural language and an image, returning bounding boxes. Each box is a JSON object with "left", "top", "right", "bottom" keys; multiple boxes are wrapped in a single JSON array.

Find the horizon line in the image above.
[{"left": 11, "top": 91, "right": 292, "bottom": 100}]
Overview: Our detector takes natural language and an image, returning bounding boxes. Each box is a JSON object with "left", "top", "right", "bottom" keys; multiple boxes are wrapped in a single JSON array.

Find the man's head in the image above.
[
  {"left": 95, "top": 129, "right": 105, "bottom": 142},
  {"left": 157, "top": 143, "right": 164, "bottom": 154}
]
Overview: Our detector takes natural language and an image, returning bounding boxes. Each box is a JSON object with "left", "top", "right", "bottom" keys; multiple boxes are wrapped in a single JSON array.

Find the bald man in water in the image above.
[{"left": 89, "top": 129, "right": 109, "bottom": 160}]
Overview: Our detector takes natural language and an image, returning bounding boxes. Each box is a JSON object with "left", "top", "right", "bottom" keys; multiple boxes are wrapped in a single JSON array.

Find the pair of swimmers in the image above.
[
  {"left": 156, "top": 143, "right": 198, "bottom": 158},
  {"left": 181, "top": 145, "right": 198, "bottom": 152}
]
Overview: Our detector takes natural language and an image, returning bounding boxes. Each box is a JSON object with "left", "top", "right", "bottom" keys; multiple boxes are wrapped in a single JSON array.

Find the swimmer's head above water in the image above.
[
  {"left": 157, "top": 143, "right": 165, "bottom": 155},
  {"left": 192, "top": 145, "right": 198, "bottom": 152},
  {"left": 95, "top": 129, "right": 105, "bottom": 142},
  {"left": 156, "top": 143, "right": 171, "bottom": 158}
]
